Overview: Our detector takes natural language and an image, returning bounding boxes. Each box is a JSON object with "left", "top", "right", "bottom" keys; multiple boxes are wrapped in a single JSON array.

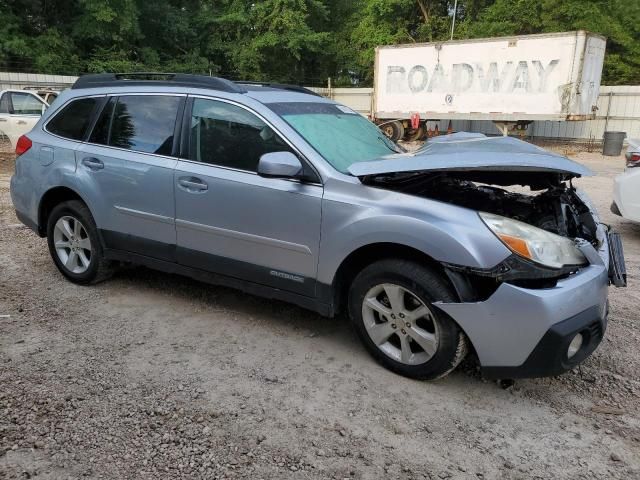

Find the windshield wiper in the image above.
[{"left": 376, "top": 135, "right": 403, "bottom": 153}]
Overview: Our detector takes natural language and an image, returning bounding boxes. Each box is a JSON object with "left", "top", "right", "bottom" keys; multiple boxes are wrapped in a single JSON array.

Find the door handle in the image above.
[
  {"left": 17, "top": 120, "right": 27, "bottom": 125},
  {"left": 81, "top": 157, "right": 104, "bottom": 171},
  {"left": 0, "top": 118, "right": 6, "bottom": 122},
  {"left": 178, "top": 177, "right": 208, "bottom": 192}
]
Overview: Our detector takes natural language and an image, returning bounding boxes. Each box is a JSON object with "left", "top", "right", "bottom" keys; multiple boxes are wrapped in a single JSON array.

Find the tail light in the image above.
[
  {"left": 625, "top": 151, "right": 640, "bottom": 168},
  {"left": 15, "top": 135, "right": 32, "bottom": 156}
]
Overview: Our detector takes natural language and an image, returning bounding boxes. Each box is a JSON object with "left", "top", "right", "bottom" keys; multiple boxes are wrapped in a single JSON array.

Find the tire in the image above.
[
  {"left": 380, "top": 121, "right": 405, "bottom": 142},
  {"left": 46, "top": 200, "right": 114, "bottom": 285},
  {"left": 403, "top": 125, "right": 425, "bottom": 142},
  {"left": 348, "top": 259, "right": 468, "bottom": 380}
]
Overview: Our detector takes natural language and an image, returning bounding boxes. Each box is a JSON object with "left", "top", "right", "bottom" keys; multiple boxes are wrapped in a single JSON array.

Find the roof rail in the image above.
[
  {"left": 236, "top": 81, "right": 322, "bottom": 97},
  {"left": 71, "top": 73, "right": 247, "bottom": 93}
]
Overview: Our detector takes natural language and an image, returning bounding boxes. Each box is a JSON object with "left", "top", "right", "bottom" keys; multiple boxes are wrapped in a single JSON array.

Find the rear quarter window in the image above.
[{"left": 47, "top": 97, "right": 100, "bottom": 141}]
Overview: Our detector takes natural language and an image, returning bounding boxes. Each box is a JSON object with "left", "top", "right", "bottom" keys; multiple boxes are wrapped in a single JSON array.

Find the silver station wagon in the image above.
[{"left": 10, "top": 73, "right": 626, "bottom": 380}]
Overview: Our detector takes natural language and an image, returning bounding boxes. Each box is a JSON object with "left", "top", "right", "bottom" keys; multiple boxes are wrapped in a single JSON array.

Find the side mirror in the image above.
[{"left": 257, "top": 152, "right": 303, "bottom": 179}]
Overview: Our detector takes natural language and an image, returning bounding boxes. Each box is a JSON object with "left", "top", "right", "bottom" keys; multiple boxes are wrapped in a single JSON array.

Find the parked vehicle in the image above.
[
  {"left": 0, "top": 89, "right": 48, "bottom": 148},
  {"left": 612, "top": 138, "right": 640, "bottom": 222},
  {"left": 10, "top": 73, "right": 625, "bottom": 380},
  {"left": 374, "top": 31, "right": 606, "bottom": 140},
  {"left": 23, "top": 87, "right": 59, "bottom": 105}
]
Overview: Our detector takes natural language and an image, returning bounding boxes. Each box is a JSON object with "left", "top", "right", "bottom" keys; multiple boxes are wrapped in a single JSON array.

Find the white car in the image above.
[
  {"left": 612, "top": 138, "right": 640, "bottom": 222},
  {"left": 0, "top": 89, "right": 49, "bottom": 148},
  {"left": 22, "top": 87, "right": 60, "bottom": 105}
]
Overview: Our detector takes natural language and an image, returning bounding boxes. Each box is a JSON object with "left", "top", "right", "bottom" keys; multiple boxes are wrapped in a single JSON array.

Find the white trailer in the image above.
[{"left": 374, "top": 31, "right": 606, "bottom": 140}]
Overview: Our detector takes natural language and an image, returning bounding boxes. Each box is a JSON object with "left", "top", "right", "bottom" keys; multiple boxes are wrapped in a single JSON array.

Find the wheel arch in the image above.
[
  {"left": 326, "top": 242, "right": 455, "bottom": 317},
  {"left": 38, "top": 186, "right": 92, "bottom": 237}
]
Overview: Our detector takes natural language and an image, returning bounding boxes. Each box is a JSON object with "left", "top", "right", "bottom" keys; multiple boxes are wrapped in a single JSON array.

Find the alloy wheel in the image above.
[
  {"left": 362, "top": 283, "right": 439, "bottom": 365},
  {"left": 53, "top": 215, "right": 92, "bottom": 274}
]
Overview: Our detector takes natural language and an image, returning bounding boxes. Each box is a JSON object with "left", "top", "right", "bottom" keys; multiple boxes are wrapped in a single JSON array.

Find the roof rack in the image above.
[
  {"left": 235, "top": 81, "right": 322, "bottom": 97},
  {"left": 71, "top": 73, "right": 247, "bottom": 93}
]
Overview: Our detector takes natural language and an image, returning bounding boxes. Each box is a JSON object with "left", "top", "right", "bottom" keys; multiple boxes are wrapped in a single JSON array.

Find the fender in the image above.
[{"left": 317, "top": 182, "right": 512, "bottom": 287}]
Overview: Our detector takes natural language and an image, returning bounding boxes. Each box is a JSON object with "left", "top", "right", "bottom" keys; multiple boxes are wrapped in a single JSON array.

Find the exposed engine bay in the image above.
[
  {"left": 362, "top": 171, "right": 599, "bottom": 248},
  {"left": 360, "top": 170, "right": 607, "bottom": 298},
  {"left": 349, "top": 133, "right": 625, "bottom": 292}
]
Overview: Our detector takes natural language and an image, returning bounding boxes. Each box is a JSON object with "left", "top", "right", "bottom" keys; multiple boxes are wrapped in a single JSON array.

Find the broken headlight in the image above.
[{"left": 479, "top": 212, "right": 588, "bottom": 269}]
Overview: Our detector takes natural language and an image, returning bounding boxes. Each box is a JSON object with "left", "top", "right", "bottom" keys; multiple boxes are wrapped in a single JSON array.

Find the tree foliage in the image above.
[{"left": 0, "top": 0, "right": 638, "bottom": 85}]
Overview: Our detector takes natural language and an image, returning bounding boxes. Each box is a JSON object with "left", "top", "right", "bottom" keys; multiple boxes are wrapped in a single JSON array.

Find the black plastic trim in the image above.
[
  {"left": 171, "top": 97, "right": 187, "bottom": 158},
  {"left": 100, "top": 229, "right": 176, "bottom": 262},
  {"left": 608, "top": 229, "right": 627, "bottom": 287},
  {"left": 179, "top": 96, "right": 194, "bottom": 159},
  {"left": 15, "top": 210, "right": 41, "bottom": 235},
  {"left": 444, "top": 253, "right": 578, "bottom": 283},
  {"left": 236, "top": 81, "right": 322, "bottom": 97},
  {"left": 482, "top": 305, "right": 607, "bottom": 379},
  {"left": 102, "top": 248, "right": 330, "bottom": 316},
  {"left": 72, "top": 73, "right": 246, "bottom": 94},
  {"left": 177, "top": 246, "right": 316, "bottom": 298},
  {"left": 82, "top": 96, "right": 109, "bottom": 143},
  {"left": 610, "top": 201, "right": 622, "bottom": 217},
  {"left": 99, "top": 229, "right": 317, "bottom": 299}
]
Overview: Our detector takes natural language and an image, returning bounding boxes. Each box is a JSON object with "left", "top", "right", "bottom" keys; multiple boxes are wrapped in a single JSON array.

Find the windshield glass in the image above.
[{"left": 268, "top": 102, "right": 400, "bottom": 173}]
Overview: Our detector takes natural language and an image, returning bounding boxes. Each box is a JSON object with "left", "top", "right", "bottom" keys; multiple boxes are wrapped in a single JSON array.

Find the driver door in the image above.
[{"left": 174, "top": 97, "right": 323, "bottom": 296}]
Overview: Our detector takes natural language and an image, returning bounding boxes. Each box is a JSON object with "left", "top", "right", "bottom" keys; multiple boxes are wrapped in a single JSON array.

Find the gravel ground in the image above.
[{"left": 0, "top": 142, "right": 639, "bottom": 479}]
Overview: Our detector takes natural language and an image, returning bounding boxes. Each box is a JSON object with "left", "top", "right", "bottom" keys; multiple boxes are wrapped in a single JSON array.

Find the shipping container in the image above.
[{"left": 374, "top": 31, "right": 606, "bottom": 139}]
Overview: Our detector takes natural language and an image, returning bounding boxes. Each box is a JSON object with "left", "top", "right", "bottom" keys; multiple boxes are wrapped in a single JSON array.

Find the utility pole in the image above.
[{"left": 450, "top": 0, "right": 458, "bottom": 40}]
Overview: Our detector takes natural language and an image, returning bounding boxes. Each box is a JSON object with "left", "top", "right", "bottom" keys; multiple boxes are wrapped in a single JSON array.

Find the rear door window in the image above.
[
  {"left": 89, "top": 95, "right": 181, "bottom": 156},
  {"left": 47, "top": 97, "right": 99, "bottom": 141}
]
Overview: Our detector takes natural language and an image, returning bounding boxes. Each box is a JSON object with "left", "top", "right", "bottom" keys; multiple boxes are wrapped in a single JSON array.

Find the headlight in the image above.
[{"left": 479, "top": 212, "right": 587, "bottom": 268}]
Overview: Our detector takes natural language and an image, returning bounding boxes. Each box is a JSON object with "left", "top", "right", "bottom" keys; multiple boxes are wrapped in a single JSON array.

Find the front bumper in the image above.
[
  {"left": 482, "top": 305, "right": 607, "bottom": 379},
  {"left": 435, "top": 239, "right": 611, "bottom": 378}
]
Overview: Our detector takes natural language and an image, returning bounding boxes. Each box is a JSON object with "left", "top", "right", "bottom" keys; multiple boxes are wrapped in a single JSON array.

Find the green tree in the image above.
[
  {"left": 211, "top": 0, "right": 331, "bottom": 83},
  {"left": 461, "top": 0, "right": 640, "bottom": 84},
  {"left": 345, "top": 0, "right": 451, "bottom": 84},
  {"left": 0, "top": 0, "right": 637, "bottom": 86}
]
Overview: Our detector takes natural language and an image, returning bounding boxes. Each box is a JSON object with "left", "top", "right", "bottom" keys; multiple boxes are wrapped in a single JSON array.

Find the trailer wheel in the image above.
[
  {"left": 404, "top": 125, "right": 425, "bottom": 142},
  {"left": 380, "top": 121, "right": 405, "bottom": 142}
]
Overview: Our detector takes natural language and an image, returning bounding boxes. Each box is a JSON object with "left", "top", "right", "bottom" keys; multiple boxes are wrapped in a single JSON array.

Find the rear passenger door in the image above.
[
  {"left": 174, "top": 97, "right": 323, "bottom": 296},
  {"left": 75, "top": 94, "right": 184, "bottom": 260}
]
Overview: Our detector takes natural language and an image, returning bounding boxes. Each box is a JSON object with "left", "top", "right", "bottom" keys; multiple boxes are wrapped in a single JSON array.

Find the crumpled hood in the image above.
[{"left": 348, "top": 133, "right": 593, "bottom": 179}]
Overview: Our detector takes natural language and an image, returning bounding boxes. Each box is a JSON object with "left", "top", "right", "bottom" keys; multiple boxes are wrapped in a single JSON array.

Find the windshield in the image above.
[{"left": 268, "top": 102, "right": 400, "bottom": 173}]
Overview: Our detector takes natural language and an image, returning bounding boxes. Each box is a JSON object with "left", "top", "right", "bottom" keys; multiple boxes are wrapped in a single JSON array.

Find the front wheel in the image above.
[{"left": 348, "top": 259, "right": 468, "bottom": 380}]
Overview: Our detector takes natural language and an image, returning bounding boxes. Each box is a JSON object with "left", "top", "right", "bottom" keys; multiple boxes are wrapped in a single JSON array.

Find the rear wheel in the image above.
[
  {"left": 380, "top": 121, "right": 405, "bottom": 142},
  {"left": 46, "top": 200, "right": 114, "bottom": 284},
  {"left": 348, "top": 259, "right": 468, "bottom": 380},
  {"left": 403, "top": 125, "right": 425, "bottom": 142}
]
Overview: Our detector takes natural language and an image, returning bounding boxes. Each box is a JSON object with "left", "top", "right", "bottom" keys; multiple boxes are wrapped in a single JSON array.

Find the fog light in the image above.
[{"left": 567, "top": 333, "right": 583, "bottom": 359}]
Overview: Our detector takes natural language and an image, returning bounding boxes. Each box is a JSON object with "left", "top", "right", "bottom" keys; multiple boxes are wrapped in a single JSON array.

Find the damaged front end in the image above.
[
  {"left": 350, "top": 134, "right": 626, "bottom": 377},
  {"left": 363, "top": 172, "right": 611, "bottom": 298},
  {"left": 350, "top": 134, "right": 626, "bottom": 296}
]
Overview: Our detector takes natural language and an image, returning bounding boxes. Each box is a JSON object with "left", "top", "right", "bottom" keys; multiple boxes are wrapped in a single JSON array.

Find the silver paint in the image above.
[{"left": 9, "top": 83, "right": 611, "bottom": 371}]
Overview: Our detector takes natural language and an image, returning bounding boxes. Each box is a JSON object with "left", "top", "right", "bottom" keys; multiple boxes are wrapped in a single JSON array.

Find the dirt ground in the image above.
[{"left": 0, "top": 141, "right": 639, "bottom": 480}]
